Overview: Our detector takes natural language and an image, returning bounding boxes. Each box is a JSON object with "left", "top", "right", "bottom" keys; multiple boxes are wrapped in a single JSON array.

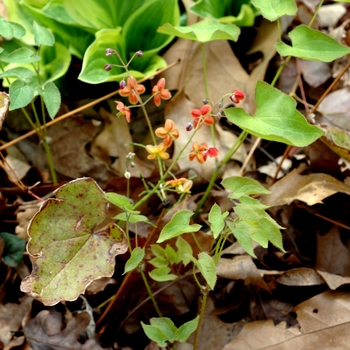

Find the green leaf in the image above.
[
  {"left": 225, "top": 81, "right": 324, "bottom": 146},
  {"left": 208, "top": 203, "right": 229, "bottom": 239},
  {"left": 158, "top": 16, "right": 240, "bottom": 43},
  {"left": 1, "top": 47, "right": 41, "bottom": 63},
  {"left": 251, "top": 0, "right": 297, "bottom": 21},
  {"left": 175, "top": 236, "right": 193, "bottom": 266},
  {"left": 20, "top": 178, "right": 128, "bottom": 306},
  {"left": 106, "top": 192, "right": 133, "bottom": 210},
  {"left": 189, "top": 252, "right": 217, "bottom": 290},
  {"left": 151, "top": 244, "right": 165, "bottom": 258},
  {"left": 149, "top": 256, "right": 168, "bottom": 268},
  {"left": 0, "top": 232, "right": 26, "bottom": 267},
  {"left": 157, "top": 210, "right": 201, "bottom": 243},
  {"left": 0, "top": 67, "right": 35, "bottom": 81},
  {"left": 175, "top": 316, "right": 199, "bottom": 343},
  {"left": 227, "top": 220, "right": 256, "bottom": 257},
  {"left": 165, "top": 245, "right": 177, "bottom": 265},
  {"left": 0, "top": 16, "right": 26, "bottom": 39},
  {"left": 41, "top": 82, "right": 61, "bottom": 119},
  {"left": 33, "top": 21, "right": 54, "bottom": 46},
  {"left": 124, "top": 247, "right": 144, "bottom": 274},
  {"left": 9, "top": 80, "right": 35, "bottom": 110},
  {"left": 150, "top": 318, "right": 177, "bottom": 343},
  {"left": 221, "top": 176, "right": 271, "bottom": 199},
  {"left": 149, "top": 267, "right": 177, "bottom": 282},
  {"left": 141, "top": 322, "right": 168, "bottom": 347},
  {"left": 275, "top": 25, "right": 350, "bottom": 62}
]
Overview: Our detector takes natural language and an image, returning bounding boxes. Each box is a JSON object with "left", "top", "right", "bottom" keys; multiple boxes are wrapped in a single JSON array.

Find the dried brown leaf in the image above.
[
  {"left": 276, "top": 268, "right": 325, "bottom": 286},
  {"left": 0, "top": 92, "right": 10, "bottom": 130}
]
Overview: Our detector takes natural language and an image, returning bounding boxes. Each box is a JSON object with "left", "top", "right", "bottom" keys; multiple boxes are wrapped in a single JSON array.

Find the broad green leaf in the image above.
[
  {"left": 225, "top": 81, "right": 324, "bottom": 146},
  {"left": 165, "top": 245, "right": 177, "bottom": 265},
  {"left": 106, "top": 192, "right": 133, "bottom": 210},
  {"left": 141, "top": 322, "right": 168, "bottom": 347},
  {"left": 209, "top": 203, "right": 229, "bottom": 239},
  {"left": 227, "top": 220, "right": 256, "bottom": 257},
  {"left": 0, "top": 16, "right": 26, "bottom": 39},
  {"left": 150, "top": 318, "right": 177, "bottom": 343},
  {"left": 189, "top": 0, "right": 231, "bottom": 18},
  {"left": 275, "top": 25, "right": 350, "bottom": 62},
  {"left": 158, "top": 16, "right": 240, "bottom": 43},
  {"left": 41, "top": 82, "right": 61, "bottom": 119},
  {"left": 175, "top": 236, "right": 193, "bottom": 266},
  {"left": 175, "top": 316, "right": 199, "bottom": 343},
  {"left": 149, "top": 256, "right": 168, "bottom": 268},
  {"left": 157, "top": 210, "right": 201, "bottom": 243},
  {"left": 33, "top": 21, "right": 54, "bottom": 46},
  {"left": 188, "top": 252, "right": 217, "bottom": 290},
  {"left": 0, "top": 232, "right": 26, "bottom": 267},
  {"left": 219, "top": 4, "right": 257, "bottom": 27},
  {"left": 251, "top": 0, "right": 297, "bottom": 21},
  {"left": 221, "top": 176, "right": 271, "bottom": 199},
  {"left": 1, "top": 47, "right": 41, "bottom": 63},
  {"left": 20, "top": 178, "right": 128, "bottom": 306},
  {"left": 124, "top": 247, "right": 144, "bottom": 274},
  {"left": 0, "top": 67, "right": 35, "bottom": 81},
  {"left": 149, "top": 267, "right": 177, "bottom": 282},
  {"left": 9, "top": 80, "right": 35, "bottom": 110}
]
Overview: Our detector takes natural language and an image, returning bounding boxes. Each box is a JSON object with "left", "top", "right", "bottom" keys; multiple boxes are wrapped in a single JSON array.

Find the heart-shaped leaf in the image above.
[
  {"left": 20, "top": 177, "right": 128, "bottom": 306},
  {"left": 251, "top": 0, "right": 297, "bottom": 21}
]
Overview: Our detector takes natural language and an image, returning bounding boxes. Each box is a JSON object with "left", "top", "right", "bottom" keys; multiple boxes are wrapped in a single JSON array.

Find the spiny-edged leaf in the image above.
[
  {"left": 9, "top": 80, "right": 35, "bottom": 110},
  {"left": 275, "top": 25, "right": 350, "bottom": 62},
  {"left": 150, "top": 318, "right": 177, "bottom": 343},
  {"left": 175, "top": 316, "right": 199, "bottom": 343},
  {"left": 251, "top": 0, "right": 297, "bottom": 21},
  {"left": 149, "top": 267, "right": 177, "bottom": 282},
  {"left": 0, "top": 67, "right": 35, "bottom": 81},
  {"left": 227, "top": 220, "right": 256, "bottom": 257},
  {"left": 33, "top": 21, "right": 55, "bottom": 47},
  {"left": 165, "top": 245, "right": 177, "bottom": 265},
  {"left": 208, "top": 203, "right": 229, "bottom": 239},
  {"left": 106, "top": 192, "right": 133, "bottom": 210},
  {"left": 0, "top": 232, "right": 26, "bottom": 267},
  {"left": 1, "top": 47, "right": 41, "bottom": 64},
  {"left": 222, "top": 176, "right": 271, "bottom": 199},
  {"left": 188, "top": 252, "right": 217, "bottom": 290},
  {"left": 158, "top": 16, "right": 240, "bottom": 43},
  {"left": 157, "top": 210, "right": 201, "bottom": 243},
  {"left": 41, "top": 82, "right": 61, "bottom": 119},
  {"left": 225, "top": 81, "right": 324, "bottom": 146},
  {"left": 141, "top": 322, "right": 168, "bottom": 348},
  {"left": 20, "top": 177, "right": 128, "bottom": 306},
  {"left": 124, "top": 247, "right": 144, "bottom": 274},
  {"left": 149, "top": 256, "right": 168, "bottom": 268},
  {"left": 175, "top": 236, "right": 193, "bottom": 266}
]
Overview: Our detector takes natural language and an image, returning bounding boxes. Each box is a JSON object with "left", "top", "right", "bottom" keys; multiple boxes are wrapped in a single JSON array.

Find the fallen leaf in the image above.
[
  {"left": 21, "top": 177, "right": 128, "bottom": 306},
  {"left": 276, "top": 268, "right": 325, "bottom": 286},
  {"left": 0, "top": 92, "right": 10, "bottom": 130},
  {"left": 261, "top": 165, "right": 350, "bottom": 206},
  {"left": 24, "top": 308, "right": 104, "bottom": 349}
]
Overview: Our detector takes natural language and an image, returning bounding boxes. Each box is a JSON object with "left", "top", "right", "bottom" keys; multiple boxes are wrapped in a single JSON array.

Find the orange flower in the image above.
[
  {"left": 152, "top": 78, "right": 171, "bottom": 106},
  {"left": 119, "top": 77, "right": 145, "bottom": 105},
  {"left": 191, "top": 105, "right": 214, "bottom": 128},
  {"left": 155, "top": 119, "right": 179, "bottom": 147},
  {"left": 165, "top": 178, "right": 193, "bottom": 194},
  {"left": 189, "top": 141, "right": 208, "bottom": 164},
  {"left": 115, "top": 101, "right": 131, "bottom": 122},
  {"left": 146, "top": 143, "right": 170, "bottom": 160}
]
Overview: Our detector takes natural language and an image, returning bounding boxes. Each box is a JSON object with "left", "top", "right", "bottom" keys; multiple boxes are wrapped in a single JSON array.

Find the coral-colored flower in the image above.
[
  {"left": 203, "top": 146, "right": 219, "bottom": 161},
  {"left": 115, "top": 101, "right": 131, "bottom": 122},
  {"left": 146, "top": 143, "right": 170, "bottom": 160},
  {"left": 152, "top": 78, "right": 172, "bottom": 106},
  {"left": 189, "top": 141, "right": 209, "bottom": 164},
  {"left": 230, "top": 90, "right": 246, "bottom": 103},
  {"left": 165, "top": 177, "right": 193, "bottom": 194},
  {"left": 119, "top": 77, "right": 145, "bottom": 105},
  {"left": 155, "top": 119, "right": 179, "bottom": 147},
  {"left": 191, "top": 105, "right": 214, "bottom": 128}
]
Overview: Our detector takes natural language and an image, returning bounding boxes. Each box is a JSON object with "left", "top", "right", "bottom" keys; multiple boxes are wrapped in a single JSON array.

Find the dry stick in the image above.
[
  {"left": 0, "top": 60, "right": 180, "bottom": 152},
  {"left": 239, "top": 136, "right": 261, "bottom": 176}
]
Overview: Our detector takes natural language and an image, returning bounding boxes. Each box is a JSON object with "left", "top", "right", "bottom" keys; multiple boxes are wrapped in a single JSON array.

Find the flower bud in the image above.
[
  {"left": 136, "top": 50, "right": 143, "bottom": 57},
  {"left": 124, "top": 170, "right": 131, "bottom": 179},
  {"left": 105, "top": 48, "right": 114, "bottom": 56},
  {"left": 216, "top": 112, "right": 222, "bottom": 120},
  {"left": 202, "top": 98, "right": 209, "bottom": 105},
  {"left": 104, "top": 64, "right": 112, "bottom": 71},
  {"left": 119, "top": 79, "right": 126, "bottom": 89},
  {"left": 186, "top": 122, "right": 193, "bottom": 131}
]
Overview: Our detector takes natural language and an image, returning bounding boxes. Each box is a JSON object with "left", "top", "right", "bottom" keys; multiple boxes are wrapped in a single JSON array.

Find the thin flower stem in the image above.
[
  {"left": 140, "top": 269, "right": 163, "bottom": 317},
  {"left": 309, "top": 0, "right": 324, "bottom": 28}
]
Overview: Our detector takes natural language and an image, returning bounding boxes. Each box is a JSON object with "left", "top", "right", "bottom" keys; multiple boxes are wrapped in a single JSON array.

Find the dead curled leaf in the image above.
[{"left": 0, "top": 91, "right": 9, "bottom": 130}]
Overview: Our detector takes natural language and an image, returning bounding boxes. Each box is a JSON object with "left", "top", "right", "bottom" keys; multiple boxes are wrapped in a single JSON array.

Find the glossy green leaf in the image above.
[
  {"left": 175, "top": 236, "right": 193, "bottom": 266},
  {"left": 158, "top": 16, "right": 240, "bottom": 43},
  {"left": 9, "top": 80, "right": 35, "bottom": 110},
  {"left": 208, "top": 203, "right": 229, "bottom": 239},
  {"left": 141, "top": 322, "right": 168, "bottom": 348},
  {"left": 124, "top": 247, "right": 144, "bottom": 274},
  {"left": 1, "top": 47, "right": 41, "bottom": 63},
  {"left": 33, "top": 21, "right": 54, "bottom": 46},
  {"left": 20, "top": 178, "right": 128, "bottom": 306},
  {"left": 251, "top": 0, "right": 297, "bottom": 21},
  {"left": 225, "top": 81, "right": 324, "bottom": 146},
  {"left": 221, "top": 176, "right": 271, "bottom": 199},
  {"left": 41, "top": 82, "right": 61, "bottom": 119},
  {"left": 149, "top": 267, "right": 177, "bottom": 282},
  {"left": 157, "top": 210, "right": 201, "bottom": 243},
  {"left": 0, "top": 232, "right": 26, "bottom": 267},
  {"left": 175, "top": 316, "right": 199, "bottom": 342},
  {"left": 275, "top": 25, "right": 350, "bottom": 62}
]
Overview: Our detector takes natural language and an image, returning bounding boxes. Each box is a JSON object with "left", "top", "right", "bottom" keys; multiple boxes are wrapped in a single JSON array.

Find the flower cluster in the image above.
[
  {"left": 152, "top": 78, "right": 171, "bottom": 106},
  {"left": 155, "top": 119, "right": 179, "bottom": 147},
  {"left": 191, "top": 105, "right": 214, "bottom": 128},
  {"left": 119, "top": 77, "right": 145, "bottom": 105},
  {"left": 189, "top": 142, "right": 218, "bottom": 164},
  {"left": 165, "top": 178, "right": 193, "bottom": 194}
]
